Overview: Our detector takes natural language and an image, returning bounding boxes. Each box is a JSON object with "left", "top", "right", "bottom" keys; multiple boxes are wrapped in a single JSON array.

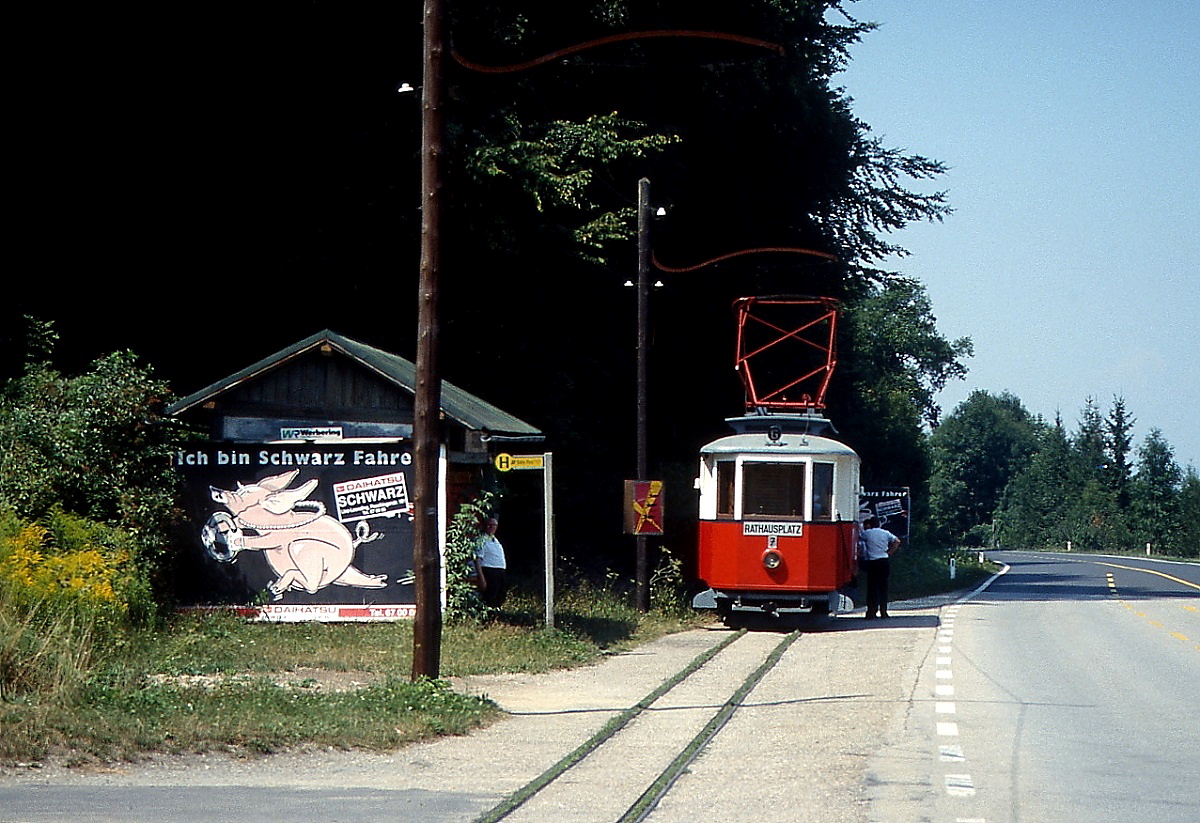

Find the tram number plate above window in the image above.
[{"left": 742, "top": 522, "right": 803, "bottom": 537}]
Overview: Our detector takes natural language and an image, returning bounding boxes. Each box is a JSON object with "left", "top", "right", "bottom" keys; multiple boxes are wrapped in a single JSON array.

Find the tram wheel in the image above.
[{"left": 722, "top": 613, "right": 746, "bottom": 630}]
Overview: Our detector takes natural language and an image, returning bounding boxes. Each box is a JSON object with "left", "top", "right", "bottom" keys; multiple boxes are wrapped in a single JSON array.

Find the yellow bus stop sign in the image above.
[{"left": 495, "top": 452, "right": 545, "bottom": 472}]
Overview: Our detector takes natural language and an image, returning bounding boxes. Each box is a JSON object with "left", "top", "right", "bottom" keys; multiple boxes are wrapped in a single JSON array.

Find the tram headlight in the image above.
[{"left": 762, "top": 549, "right": 783, "bottom": 570}]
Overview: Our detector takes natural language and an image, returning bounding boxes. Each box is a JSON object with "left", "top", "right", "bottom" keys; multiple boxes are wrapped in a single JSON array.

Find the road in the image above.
[
  {"left": 867, "top": 551, "right": 1200, "bottom": 823},
  {"left": 2, "top": 552, "right": 1196, "bottom": 823}
]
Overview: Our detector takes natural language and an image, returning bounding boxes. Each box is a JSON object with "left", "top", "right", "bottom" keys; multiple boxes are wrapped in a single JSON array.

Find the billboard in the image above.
[
  {"left": 859, "top": 487, "right": 911, "bottom": 546},
  {"left": 174, "top": 444, "right": 416, "bottom": 620}
]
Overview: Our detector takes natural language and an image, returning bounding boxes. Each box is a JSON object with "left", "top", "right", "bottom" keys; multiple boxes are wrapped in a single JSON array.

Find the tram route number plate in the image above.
[{"left": 743, "top": 522, "right": 803, "bottom": 537}]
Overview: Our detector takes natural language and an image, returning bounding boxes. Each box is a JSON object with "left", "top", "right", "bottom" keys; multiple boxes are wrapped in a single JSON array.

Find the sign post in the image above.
[{"left": 495, "top": 452, "right": 555, "bottom": 627}]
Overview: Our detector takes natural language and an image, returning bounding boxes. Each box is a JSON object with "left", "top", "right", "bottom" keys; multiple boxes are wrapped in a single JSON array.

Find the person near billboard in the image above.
[{"left": 858, "top": 516, "right": 900, "bottom": 618}]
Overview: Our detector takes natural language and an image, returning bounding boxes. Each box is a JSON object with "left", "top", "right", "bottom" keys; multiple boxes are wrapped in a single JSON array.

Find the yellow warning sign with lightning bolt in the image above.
[{"left": 624, "top": 480, "right": 665, "bottom": 535}]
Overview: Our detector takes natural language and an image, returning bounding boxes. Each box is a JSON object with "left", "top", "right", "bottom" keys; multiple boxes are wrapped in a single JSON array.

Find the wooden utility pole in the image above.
[
  {"left": 635, "top": 177, "right": 651, "bottom": 612},
  {"left": 412, "top": 0, "right": 445, "bottom": 679}
]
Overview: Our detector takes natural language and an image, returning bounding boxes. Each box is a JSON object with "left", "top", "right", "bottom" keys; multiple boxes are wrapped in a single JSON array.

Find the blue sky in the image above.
[{"left": 834, "top": 0, "right": 1199, "bottom": 471}]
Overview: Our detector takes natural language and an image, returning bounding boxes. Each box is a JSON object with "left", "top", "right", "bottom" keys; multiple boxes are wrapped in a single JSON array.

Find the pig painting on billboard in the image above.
[
  {"left": 175, "top": 444, "right": 417, "bottom": 620},
  {"left": 205, "top": 470, "right": 390, "bottom": 600}
]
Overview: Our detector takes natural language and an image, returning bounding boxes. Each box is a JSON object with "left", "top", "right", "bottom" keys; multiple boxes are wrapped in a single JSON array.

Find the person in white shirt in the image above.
[
  {"left": 858, "top": 516, "right": 900, "bottom": 619},
  {"left": 475, "top": 516, "right": 508, "bottom": 609}
]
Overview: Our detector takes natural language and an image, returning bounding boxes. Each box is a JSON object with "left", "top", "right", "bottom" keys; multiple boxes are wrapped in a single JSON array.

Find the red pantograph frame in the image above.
[{"left": 733, "top": 295, "right": 840, "bottom": 412}]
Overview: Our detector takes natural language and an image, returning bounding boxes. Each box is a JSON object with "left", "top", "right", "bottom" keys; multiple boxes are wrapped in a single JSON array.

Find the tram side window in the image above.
[
  {"left": 812, "top": 462, "right": 835, "bottom": 521},
  {"left": 742, "top": 462, "right": 805, "bottom": 518},
  {"left": 716, "top": 461, "right": 736, "bottom": 519}
]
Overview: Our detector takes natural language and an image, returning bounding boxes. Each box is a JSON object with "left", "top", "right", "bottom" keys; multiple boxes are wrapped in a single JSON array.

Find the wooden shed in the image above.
[{"left": 166, "top": 329, "right": 541, "bottom": 620}]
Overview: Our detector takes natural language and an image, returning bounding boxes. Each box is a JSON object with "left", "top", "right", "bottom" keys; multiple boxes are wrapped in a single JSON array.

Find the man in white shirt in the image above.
[
  {"left": 475, "top": 516, "right": 508, "bottom": 609},
  {"left": 859, "top": 516, "right": 900, "bottom": 619}
]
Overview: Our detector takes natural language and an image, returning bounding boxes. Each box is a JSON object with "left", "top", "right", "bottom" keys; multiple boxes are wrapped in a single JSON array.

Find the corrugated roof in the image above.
[{"left": 166, "top": 330, "right": 541, "bottom": 437}]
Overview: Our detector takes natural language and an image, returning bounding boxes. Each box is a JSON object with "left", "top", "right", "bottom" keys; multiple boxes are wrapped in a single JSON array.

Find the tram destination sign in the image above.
[{"left": 743, "top": 522, "right": 804, "bottom": 537}]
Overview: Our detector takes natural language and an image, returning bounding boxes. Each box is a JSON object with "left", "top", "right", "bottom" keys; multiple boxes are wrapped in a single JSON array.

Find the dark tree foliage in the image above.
[
  {"left": 431, "top": 1, "right": 957, "bottom": 565},
  {"left": 998, "top": 418, "right": 1080, "bottom": 550},
  {"left": 12, "top": 1, "right": 963, "bottom": 573},
  {"left": 1074, "top": 398, "right": 1109, "bottom": 478},
  {"left": 834, "top": 279, "right": 971, "bottom": 546}
]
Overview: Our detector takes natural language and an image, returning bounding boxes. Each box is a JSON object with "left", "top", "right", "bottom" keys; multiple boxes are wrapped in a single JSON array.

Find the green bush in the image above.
[
  {"left": 649, "top": 546, "right": 690, "bottom": 618},
  {"left": 0, "top": 344, "right": 189, "bottom": 600},
  {"left": 444, "top": 491, "right": 499, "bottom": 622}
]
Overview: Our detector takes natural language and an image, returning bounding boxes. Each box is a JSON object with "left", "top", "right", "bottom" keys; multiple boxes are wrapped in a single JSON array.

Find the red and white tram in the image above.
[
  {"left": 692, "top": 297, "right": 861, "bottom": 623},
  {"left": 693, "top": 413, "right": 860, "bottom": 621}
]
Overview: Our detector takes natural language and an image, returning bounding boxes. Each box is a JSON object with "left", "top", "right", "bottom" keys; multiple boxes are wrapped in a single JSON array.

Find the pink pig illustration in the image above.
[{"left": 203, "top": 469, "right": 387, "bottom": 600}]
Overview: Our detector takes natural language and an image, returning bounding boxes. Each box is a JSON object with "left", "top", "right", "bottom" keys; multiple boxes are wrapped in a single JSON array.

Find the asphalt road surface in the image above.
[
  {"left": 2, "top": 552, "right": 1196, "bottom": 823},
  {"left": 867, "top": 551, "right": 1200, "bottom": 823}
]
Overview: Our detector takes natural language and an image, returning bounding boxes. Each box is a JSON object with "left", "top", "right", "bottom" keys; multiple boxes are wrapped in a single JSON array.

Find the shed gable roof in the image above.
[{"left": 167, "top": 330, "right": 541, "bottom": 437}]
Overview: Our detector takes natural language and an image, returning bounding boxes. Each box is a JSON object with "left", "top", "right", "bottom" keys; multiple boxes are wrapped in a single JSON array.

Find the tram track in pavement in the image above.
[{"left": 474, "top": 628, "right": 802, "bottom": 823}]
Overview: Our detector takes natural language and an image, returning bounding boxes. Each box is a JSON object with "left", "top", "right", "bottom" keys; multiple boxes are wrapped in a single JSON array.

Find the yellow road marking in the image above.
[
  {"left": 1096, "top": 562, "right": 1200, "bottom": 591},
  {"left": 1102, "top": 564, "right": 1198, "bottom": 650}
]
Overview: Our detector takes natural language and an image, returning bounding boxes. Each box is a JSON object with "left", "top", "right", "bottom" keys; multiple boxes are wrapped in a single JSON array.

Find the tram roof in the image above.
[{"left": 700, "top": 431, "right": 858, "bottom": 457}]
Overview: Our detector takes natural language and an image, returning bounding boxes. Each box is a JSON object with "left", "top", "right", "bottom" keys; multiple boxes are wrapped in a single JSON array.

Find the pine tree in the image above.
[
  {"left": 1104, "top": 396, "right": 1135, "bottom": 511},
  {"left": 1130, "top": 429, "right": 1182, "bottom": 554},
  {"left": 1177, "top": 469, "right": 1200, "bottom": 558}
]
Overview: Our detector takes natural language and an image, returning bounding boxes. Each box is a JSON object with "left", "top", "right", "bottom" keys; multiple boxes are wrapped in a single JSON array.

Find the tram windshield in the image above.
[
  {"left": 742, "top": 463, "right": 806, "bottom": 518},
  {"left": 712, "top": 458, "right": 841, "bottom": 521}
]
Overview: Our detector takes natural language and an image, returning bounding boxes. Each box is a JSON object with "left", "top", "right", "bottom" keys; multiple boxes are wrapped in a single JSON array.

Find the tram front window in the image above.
[{"left": 742, "top": 462, "right": 805, "bottom": 518}]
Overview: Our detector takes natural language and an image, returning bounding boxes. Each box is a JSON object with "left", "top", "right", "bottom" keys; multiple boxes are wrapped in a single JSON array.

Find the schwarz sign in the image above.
[{"left": 174, "top": 444, "right": 416, "bottom": 621}]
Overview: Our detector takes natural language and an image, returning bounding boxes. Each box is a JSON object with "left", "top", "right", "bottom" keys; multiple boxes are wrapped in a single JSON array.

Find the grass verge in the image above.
[
  {"left": 1, "top": 553, "right": 989, "bottom": 768},
  {"left": 1, "top": 578, "right": 704, "bottom": 767},
  {"left": 890, "top": 547, "right": 997, "bottom": 601}
]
